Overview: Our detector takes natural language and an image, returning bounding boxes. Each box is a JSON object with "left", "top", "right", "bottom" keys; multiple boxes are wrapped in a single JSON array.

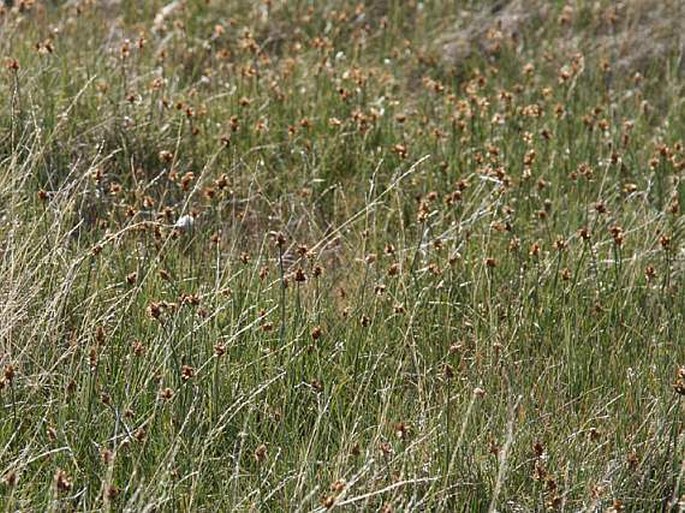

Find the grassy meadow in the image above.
[{"left": 1, "top": 0, "right": 684, "bottom": 510}]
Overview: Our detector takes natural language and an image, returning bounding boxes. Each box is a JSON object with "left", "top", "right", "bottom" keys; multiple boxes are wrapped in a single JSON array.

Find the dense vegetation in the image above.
[{"left": 1, "top": 0, "right": 684, "bottom": 510}]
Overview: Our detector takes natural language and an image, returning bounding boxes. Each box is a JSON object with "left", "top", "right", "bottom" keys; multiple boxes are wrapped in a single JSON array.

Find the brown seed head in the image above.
[
  {"left": 644, "top": 265, "right": 657, "bottom": 282},
  {"left": 105, "top": 485, "right": 120, "bottom": 501},
  {"left": 214, "top": 343, "right": 226, "bottom": 357},
  {"left": 609, "top": 225, "right": 624, "bottom": 246},
  {"left": 100, "top": 448, "right": 113, "bottom": 464},
  {"left": 134, "top": 427, "right": 147, "bottom": 442},
  {"left": 673, "top": 367, "right": 685, "bottom": 396},
  {"left": 126, "top": 272, "right": 137, "bottom": 285},
  {"left": 147, "top": 302, "right": 162, "bottom": 320},
  {"left": 273, "top": 231, "right": 287, "bottom": 248},
  {"left": 181, "top": 365, "right": 195, "bottom": 382},
  {"left": 54, "top": 469, "right": 72, "bottom": 493},
  {"left": 310, "top": 378, "right": 324, "bottom": 393},
  {"left": 379, "top": 441, "right": 393, "bottom": 456},
  {"left": 5, "top": 58, "right": 20, "bottom": 71},
  {"left": 254, "top": 444, "right": 268, "bottom": 463},
  {"left": 554, "top": 237, "right": 566, "bottom": 251},
  {"left": 533, "top": 440, "right": 544, "bottom": 458},
  {"left": 381, "top": 503, "right": 394, "bottom": 513},
  {"left": 626, "top": 450, "right": 639, "bottom": 471},
  {"left": 3, "top": 364, "right": 15, "bottom": 385},
  {"left": 100, "top": 392, "right": 112, "bottom": 406},
  {"left": 394, "top": 422, "right": 410, "bottom": 441},
  {"left": 294, "top": 267, "right": 307, "bottom": 282},
  {"left": 158, "top": 150, "right": 173, "bottom": 163},
  {"left": 2, "top": 470, "right": 17, "bottom": 487}
]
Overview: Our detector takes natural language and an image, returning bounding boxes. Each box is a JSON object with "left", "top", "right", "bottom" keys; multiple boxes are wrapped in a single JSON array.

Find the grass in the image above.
[{"left": 0, "top": 0, "right": 684, "bottom": 511}]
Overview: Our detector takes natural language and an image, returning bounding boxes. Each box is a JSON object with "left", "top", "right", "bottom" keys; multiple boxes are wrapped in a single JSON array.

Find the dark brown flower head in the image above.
[
  {"left": 532, "top": 440, "right": 545, "bottom": 458},
  {"left": 126, "top": 272, "right": 137, "bottom": 285},
  {"left": 379, "top": 440, "right": 393, "bottom": 456},
  {"left": 644, "top": 265, "right": 657, "bottom": 282},
  {"left": 2, "top": 470, "right": 17, "bottom": 487},
  {"left": 381, "top": 503, "right": 393, "bottom": 513},
  {"left": 147, "top": 302, "right": 162, "bottom": 320},
  {"left": 3, "top": 364, "right": 15, "bottom": 385},
  {"left": 673, "top": 367, "right": 685, "bottom": 396},
  {"left": 88, "top": 346, "right": 98, "bottom": 372},
  {"left": 294, "top": 267, "right": 307, "bottom": 283},
  {"left": 179, "top": 172, "right": 194, "bottom": 191},
  {"left": 100, "top": 392, "right": 112, "bottom": 406},
  {"left": 254, "top": 443, "right": 268, "bottom": 463},
  {"left": 272, "top": 231, "right": 287, "bottom": 249},
  {"left": 626, "top": 450, "right": 639, "bottom": 471},
  {"left": 5, "top": 58, "right": 20, "bottom": 71},
  {"left": 321, "top": 495, "right": 335, "bottom": 509},
  {"left": 133, "top": 427, "right": 147, "bottom": 443},
  {"left": 330, "top": 478, "right": 346, "bottom": 494},
  {"left": 609, "top": 225, "right": 624, "bottom": 246},
  {"left": 392, "top": 143, "right": 408, "bottom": 159},
  {"left": 54, "top": 469, "right": 72, "bottom": 493},
  {"left": 104, "top": 485, "right": 120, "bottom": 501},
  {"left": 158, "top": 150, "right": 173, "bottom": 164},
  {"left": 394, "top": 422, "right": 410, "bottom": 441},
  {"left": 508, "top": 237, "right": 520, "bottom": 252},
  {"left": 387, "top": 262, "right": 400, "bottom": 276},
  {"left": 181, "top": 365, "right": 195, "bottom": 381},
  {"left": 588, "top": 427, "right": 601, "bottom": 442},
  {"left": 179, "top": 293, "right": 200, "bottom": 307},
  {"left": 100, "top": 447, "right": 113, "bottom": 464}
]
